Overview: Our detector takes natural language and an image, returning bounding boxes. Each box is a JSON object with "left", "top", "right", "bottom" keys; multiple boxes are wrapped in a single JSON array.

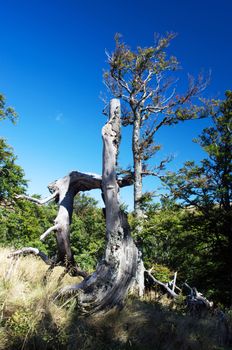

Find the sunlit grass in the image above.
[
  {"left": 0, "top": 247, "right": 79, "bottom": 349},
  {"left": 0, "top": 247, "right": 231, "bottom": 350}
]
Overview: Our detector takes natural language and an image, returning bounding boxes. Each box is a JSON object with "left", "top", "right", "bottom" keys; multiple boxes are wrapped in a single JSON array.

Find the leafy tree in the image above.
[
  {"left": 0, "top": 200, "right": 57, "bottom": 253},
  {"left": 0, "top": 93, "right": 54, "bottom": 253},
  {"left": 0, "top": 138, "right": 27, "bottom": 204},
  {"left": 0, "top": 94, "right": 26, "bottom": 204},
  {"left": 161, "top": 91, "right": 232, "bottom": 304},
  {"left": 104, "top": 33, "right": 208, "bottom": 218}
]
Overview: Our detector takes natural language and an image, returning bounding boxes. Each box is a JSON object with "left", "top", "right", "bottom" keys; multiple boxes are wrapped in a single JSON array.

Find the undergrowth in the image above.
[{"left": 0, "top": 247, "right": 231, "bottom": 350}]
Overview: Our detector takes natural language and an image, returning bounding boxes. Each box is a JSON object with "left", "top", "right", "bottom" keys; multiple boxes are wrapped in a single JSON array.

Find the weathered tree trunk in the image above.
[
  {"left": 10, "top": 99, "right": 144, "bottom": 313},
  {"left": 62, "top": 99, "right": 144, "bottom": 312},
  {"left": 133, "top": 113, "right": 143, "bottom": 219},
  {"left": 11, "top": 171, "right": 133, "bottom": 277}
]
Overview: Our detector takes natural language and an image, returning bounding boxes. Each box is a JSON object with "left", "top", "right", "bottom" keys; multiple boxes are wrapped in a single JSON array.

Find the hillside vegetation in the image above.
[
  {"left": 0, "top": 91, "right": 231, "bottom": 348},
  {"left": 0, "top": 248, "right": 232, "bottom": 350}
]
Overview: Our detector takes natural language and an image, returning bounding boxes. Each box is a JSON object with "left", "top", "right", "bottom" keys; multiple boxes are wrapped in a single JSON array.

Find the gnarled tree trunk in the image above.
[
  {"left": 62, "top": 99, "right": 144, "bottom": 312},
  {"left": 11, "top": 170, "right": 133, "bottom": 278}
]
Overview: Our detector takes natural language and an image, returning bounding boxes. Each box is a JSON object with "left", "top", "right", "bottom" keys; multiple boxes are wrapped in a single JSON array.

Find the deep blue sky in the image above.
[{"left": 0, "top": 0, "right": 231, "bottom": 208}]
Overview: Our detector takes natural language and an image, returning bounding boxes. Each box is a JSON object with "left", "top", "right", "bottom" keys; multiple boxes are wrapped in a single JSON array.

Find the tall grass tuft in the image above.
[{"left": 0, "top": 248, "right": 79, "bottom": 349}]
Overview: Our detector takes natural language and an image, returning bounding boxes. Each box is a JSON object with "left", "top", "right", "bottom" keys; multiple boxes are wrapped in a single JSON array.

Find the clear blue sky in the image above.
[{"left": 0, "top": 0, "right": 231, "bottom": 208}]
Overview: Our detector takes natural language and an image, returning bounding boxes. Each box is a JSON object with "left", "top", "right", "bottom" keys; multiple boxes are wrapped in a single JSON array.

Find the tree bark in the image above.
[
  {"left": 11, "top": 99, "right": 144, "bottom": 313},
  {"left": 133, "top": 113, "right": 143, "bottom": 219},
  {"left": 12, "top": 171, "right": 133, "bottom": 277},
  {"left": 62, "top": 99, "right": 144, "bottom": 312}
]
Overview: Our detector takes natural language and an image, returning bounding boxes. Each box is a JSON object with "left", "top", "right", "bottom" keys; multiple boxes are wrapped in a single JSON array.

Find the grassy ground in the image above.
[{"left": 0, "top": 248, "right": 232, "bottom": 350}]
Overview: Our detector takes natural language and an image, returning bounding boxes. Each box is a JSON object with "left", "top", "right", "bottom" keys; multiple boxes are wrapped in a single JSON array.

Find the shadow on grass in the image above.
[
  {"left": 66, "top": 298, "right": 232, "bottom": 350},
  {"left": 8, "top": 298, "right": 231, "bottom": 350}
]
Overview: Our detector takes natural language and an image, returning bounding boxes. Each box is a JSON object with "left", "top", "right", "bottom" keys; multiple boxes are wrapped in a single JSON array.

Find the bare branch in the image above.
[
  {"left": 15, "top": 192, "right": 58, "bottom": 205},
  {"left": 8, "top": 247, "right": 52, "bottom": 265},
  {"left": 144, "top": 70, "right": 153, "bottom": 85},
  {"left": 145, "top": 270, "right": 178, "bottom": 298},
  {"left": 138, "top": 91, "right": 153, "bottom": 107},
  {"left": 118, "top": 78, "right": 132, "bottom": 95},
  {"left": 16, "top": 171, "right": 133, "bottom": 207},
  {"left": 40, "top": 224, "right": 59, "bottom": 241},
  {"left": 161, "top": 87, "right": 176, "bottom": 105}
]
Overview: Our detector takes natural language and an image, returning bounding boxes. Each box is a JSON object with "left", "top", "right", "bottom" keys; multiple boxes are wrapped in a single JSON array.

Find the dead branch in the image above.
[
  {"left": 15, "top": 192, "right": 58, "bottom": 205},
  {"left": 145, "top": 269, "right": 178, "bottom": 298},
  {"left": 8, "top": 247, "right": 52, "bottom": 265}
]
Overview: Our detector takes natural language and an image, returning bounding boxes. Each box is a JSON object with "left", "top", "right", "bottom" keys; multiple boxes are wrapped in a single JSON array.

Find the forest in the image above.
[{"left": 0, "top": 33, "right": 232, "bottom": 350}]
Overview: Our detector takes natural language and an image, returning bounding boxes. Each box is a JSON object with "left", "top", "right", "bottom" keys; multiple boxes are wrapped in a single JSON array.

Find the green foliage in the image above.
[
  {"left": 104, "top": 34, "right": 208, "bottom": 154},
  {"left": 0, "top": 94, "right": 17, "bottom": 124},
  {"left": 0, "top": 138, "right": 27, "bottom": 204},
  {"left": 150, "top": 264, "right": 173, "bottom": 283},
  {"left": 155, "top": 91, "right": 232, "bottom": 305},
  {"left": 164, "top": 91, "right": 232, "bottom": 212},
  {"left": 137, "top": 201, "right": 185, "bottom": 268},
  {"left": 70, "top": 193, "right": 105, "bottom": 271},
  {"left": 0, "top": 199, "right": 57, "bottom": 254},
  {"left": 104, "top": 34, "right": 209, "bottom": 215}
]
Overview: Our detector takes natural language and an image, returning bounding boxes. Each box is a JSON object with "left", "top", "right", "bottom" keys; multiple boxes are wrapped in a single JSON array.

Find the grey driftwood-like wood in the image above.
[
  {"left": 11, "top": 170, "right": 133, "bottom": 278},
  {"left": 60, "top": 99, "right": 144, "bottom": 312},
  {"left": 9, "top": 99, "right": 144, "bottom": 312},
  {"left": 184, "top": 283, "right": 213, "bottom": 314},
  {"left": 8, "top": 247, "right": 52, "bottom": 265},
  {"left": 144, "top": 269, "right": 178, "bottom": 298}
]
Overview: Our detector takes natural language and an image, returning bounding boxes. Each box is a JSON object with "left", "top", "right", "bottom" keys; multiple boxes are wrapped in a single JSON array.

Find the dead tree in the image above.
[
  {"left": 184, "top": 283, "right": 213, "bottom": 316},
  {"left": 61, "top": 99, "right": 144, "bottom": 312},
  {"left": 10, "top": 171, "right": 133, "bottom": 278},
  {"left": 144, "top": 269, "right": 179, "bottom": 298},
  {"left": 9, "top": 99, "right": 144, "bottom": 312}
]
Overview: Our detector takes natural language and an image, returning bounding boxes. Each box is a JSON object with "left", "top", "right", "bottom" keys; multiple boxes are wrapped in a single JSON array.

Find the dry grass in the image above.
[
  {"left": 0, "top": 247, "right": 231, "bottom": 350},
  {"left": 0, "top": 247, "right": 79, "bottom": 349}
]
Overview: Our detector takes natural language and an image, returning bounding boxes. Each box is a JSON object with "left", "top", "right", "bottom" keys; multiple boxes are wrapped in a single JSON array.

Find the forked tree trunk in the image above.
[
  {"left": 11, "top": 171, "right": 133, "bottom": 278},
  {"left": 63, "top": 99, "right": 144, "bottom": 312}
]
